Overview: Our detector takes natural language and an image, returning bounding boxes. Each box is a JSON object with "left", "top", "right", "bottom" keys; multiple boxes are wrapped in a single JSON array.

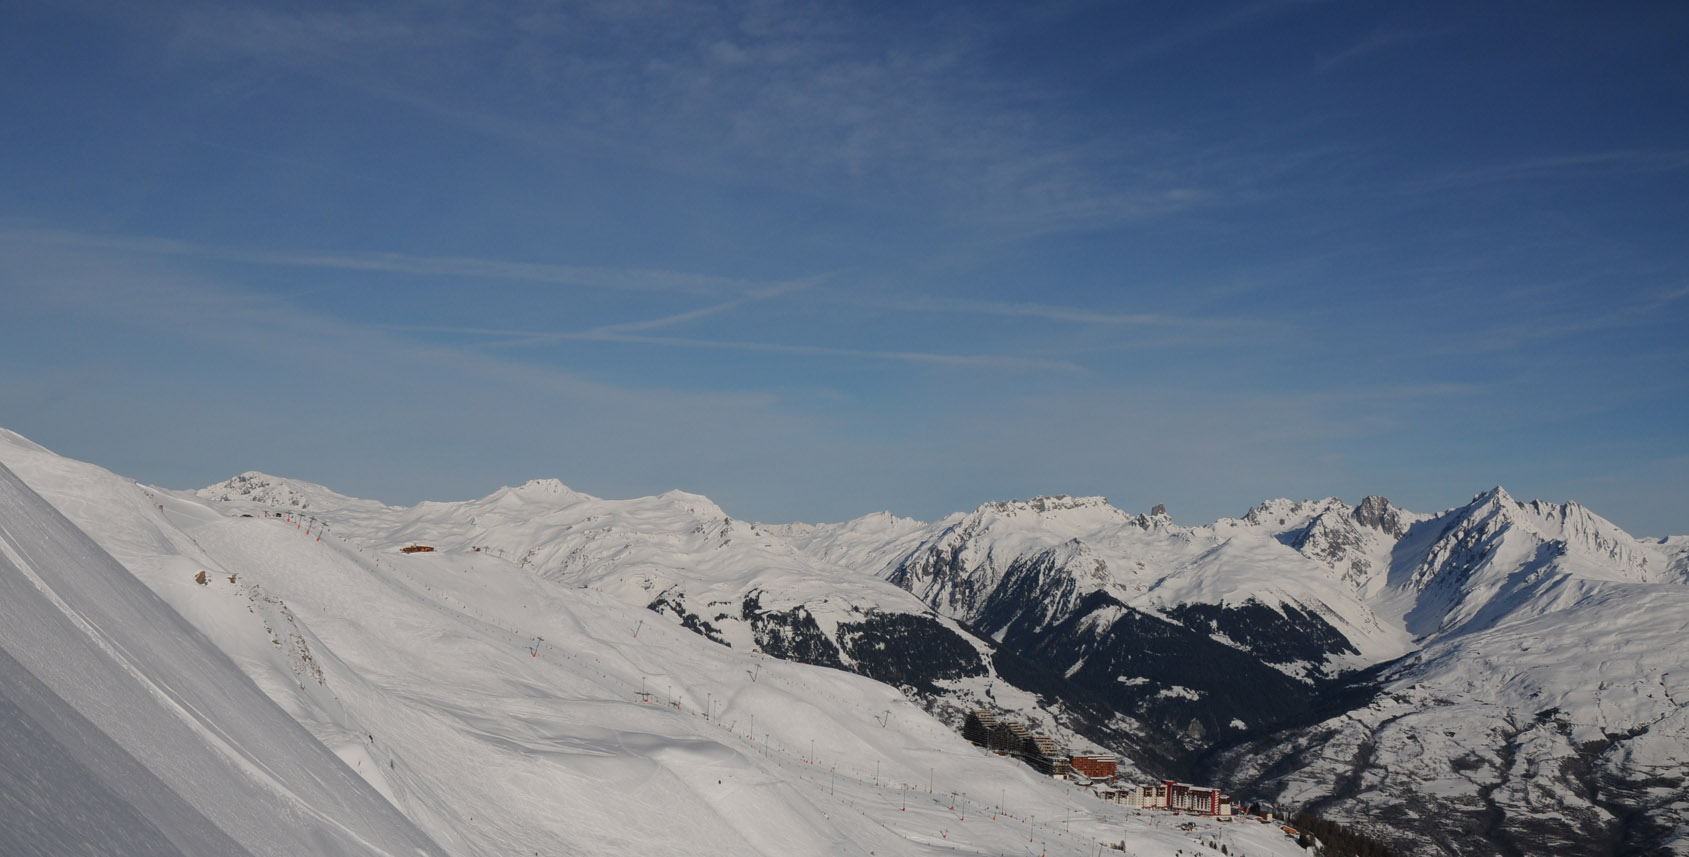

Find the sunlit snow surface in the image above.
[
  {"left": 0, "top": 430, "right": 1313, "bottom": 857},
  {"left": 0, "top": 440, "right": 446, "bottom": 857}
]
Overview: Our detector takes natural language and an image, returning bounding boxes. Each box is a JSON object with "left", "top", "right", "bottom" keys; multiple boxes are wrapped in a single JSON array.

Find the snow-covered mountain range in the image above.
[
  {"left": 0, "top": 428, "right": 1317, "bottom": 857},
  {"left": 2, "top": 425, "right": 1684, "bottom": 856},
  {"left": 866, "top": 489, "right": 1689, "bottom": 855}
]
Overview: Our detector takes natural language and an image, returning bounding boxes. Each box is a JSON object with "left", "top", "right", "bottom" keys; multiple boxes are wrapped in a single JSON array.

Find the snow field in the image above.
[
  {"left": 0, "top": 458, "right": 447, "bottom": 857},
  {"left": 179, "top": 512, "right": 1305, "bottom": 856},
  {"left": 0, "top": 435, "right": 1310, "bottom": 857}
]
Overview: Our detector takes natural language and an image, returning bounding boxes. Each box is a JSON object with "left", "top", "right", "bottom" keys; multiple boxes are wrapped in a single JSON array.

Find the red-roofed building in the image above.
[
  {"left": 1069, "top": 753, "right": 1118, "bottom": 780},
  {"left": 1124, "top": 781, "right": 1231, "bottom": 815}
]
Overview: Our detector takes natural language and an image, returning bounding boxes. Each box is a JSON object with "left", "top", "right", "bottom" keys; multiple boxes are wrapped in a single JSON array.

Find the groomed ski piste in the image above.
[{"left": 0, "top": 428, "right": 1311, "bottom": 857}]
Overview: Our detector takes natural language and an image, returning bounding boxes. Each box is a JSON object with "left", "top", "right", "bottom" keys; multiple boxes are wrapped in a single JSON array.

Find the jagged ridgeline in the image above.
[
  {"left": 190, "top": 468, "right": 1689, "bottom": 857},
  {"left": 29, "top": 429, "right": 1689, "bottom": 857}
]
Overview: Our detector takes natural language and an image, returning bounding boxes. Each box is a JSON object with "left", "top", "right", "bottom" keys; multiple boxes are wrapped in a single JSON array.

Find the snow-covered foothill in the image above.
[
  {"left": 4, "top": 423, "right": 1683, "bottom": 857},
  {"left": 0, "top": 429, "right": 1315, "bottom": 857},
  {"left": 0, "top": 443, "right": 448, "bottom": 857}
]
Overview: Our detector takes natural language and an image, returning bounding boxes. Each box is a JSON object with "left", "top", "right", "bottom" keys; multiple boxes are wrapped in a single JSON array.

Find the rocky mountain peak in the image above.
[
  {"left": 199, "top": 471, "right": 324, "bottom": 509},
  {"left": 1242, "top": 497, "right": 1350, "bottom": 531},
  {"left": 974, "top": 494, "right": 1117, "bottom": 516},
  {"left": 1353, "top": 495, "right": 1409, "bottom": 537},
  {"left": 516, "top": 477, "right": 574, "bottom": 494},
  {"left": 1471, "top": 485, "right": 1515, "bottom": 509}
]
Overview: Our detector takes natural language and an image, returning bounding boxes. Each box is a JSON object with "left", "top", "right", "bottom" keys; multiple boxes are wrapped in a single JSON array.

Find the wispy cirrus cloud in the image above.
[
  {"left": 7, "top": 225, "right": 1245, "bottom": 367},
  {"left": 386, "top": 321, "right": 1083, "bottom": 372},
  {"left": 845, "top": 294, "right": 1252, "bottom": 329},
  {"left": 1421, "top": 282, "right": 1689, "bottom": 356},
  {"left": 0, "top": 237, "right": 852, "bottom": 510},
  {"left": 4, "top": 227, "right": 1116, "bottom": 371},
  {"left": 1103, "top": 0, "right": 1332, "bottom": 67},
  {"left": 558, "top": 331, "right": 1085, "bottom": 372},
  {"left": 1404, "top": 150, "right": 1689, "bottom": 193},
  {"left": 1315, "top": 28, "right": 1438, "bottom": 74},
  {"left": 2, "top": 227, "right": 781, "bottom": 296},
  {"left": 152, "top": 1, "right": 1248, "bottom": 235},
  {"left": 167, "top": 4, "right": 472, "bottom": 65}
]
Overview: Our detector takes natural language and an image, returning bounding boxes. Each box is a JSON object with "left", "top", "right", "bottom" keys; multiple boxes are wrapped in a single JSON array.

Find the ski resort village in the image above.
[{"left": 964, "top": 710, "right": 1234, "bottom": 816}]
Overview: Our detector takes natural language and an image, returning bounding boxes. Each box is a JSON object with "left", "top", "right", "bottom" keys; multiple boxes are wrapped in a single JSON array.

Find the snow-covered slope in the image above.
[
  {"left": 1, "top": 429, "right": 1317, "bottom": 857},
  {"left": 6, "top": 423, "right": 1682, "bottom": 857},
  {"left": 1662, "top": 535, "right": 1689, "bottom": 583},
  {"left": 1380, "top": 488, "right": 1672, "bottom": 637},
  {"left": 779, "top": 490, "right": 1689, "bottom": 856},
  {"left": 185, "top": 467, "right": 1689, "bottom": 856},
  {"left": 1181, "top": 490, "right": 1689, "bottom": 855},
  {"left": 810, "top": 490, "right": 1682, "bottom": 857},
  {"left": 1242, "top": 494, "right": 1422, "bottom": 598},
  {"left": 1216, "top": 573, "right": 1689, "bottom": 856},
  {"left": 831, "top": 495, "right": 1417, "bottom": 769},
  {"left": 863, "top": 495, "right": 1417, "bottom": 667},
  {"left": 193, "top": 471, "right": 1012, "bottom": 730},
  {"left": 0, "top": 446, "right": 448, "bottom": 857}
]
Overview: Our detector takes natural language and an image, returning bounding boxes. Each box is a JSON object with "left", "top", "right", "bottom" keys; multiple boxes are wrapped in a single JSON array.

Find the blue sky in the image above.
[{"left": 3, "top": 1, "right": 1687, "bottom": 534}]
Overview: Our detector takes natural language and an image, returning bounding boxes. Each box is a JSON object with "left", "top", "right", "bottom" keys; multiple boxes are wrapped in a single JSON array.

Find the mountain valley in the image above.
[{"left": 2, "top": 426, "right": 1685, "bottom": 856}]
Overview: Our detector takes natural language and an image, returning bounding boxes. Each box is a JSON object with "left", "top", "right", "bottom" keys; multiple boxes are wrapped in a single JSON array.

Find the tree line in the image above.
[{"left": 1289, "top": 811, "right": 1401, "bottom": 857}]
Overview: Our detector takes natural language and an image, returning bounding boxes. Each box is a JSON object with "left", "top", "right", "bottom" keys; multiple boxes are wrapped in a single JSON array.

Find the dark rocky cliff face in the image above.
[
  {"left": 834, "top": 612, "right": 987, "bottom": 694},
  {"left": 973, "top": 588, "right": 1358, "bottom": 775},
  {"left": 741, "top": 595, "right": 847, "bottom": 668},
  {"left": 647, "top": 588, "right": 992, "bottom": 703},
  {"left": 881, "top": 524, "right": 1370, "bottom": 776},
  {"left": 1162, "top": 601, "right": 1358, "bottom": 672},
  {"left": 647, "top": 591, "right": 729, "bottom": 645}
]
